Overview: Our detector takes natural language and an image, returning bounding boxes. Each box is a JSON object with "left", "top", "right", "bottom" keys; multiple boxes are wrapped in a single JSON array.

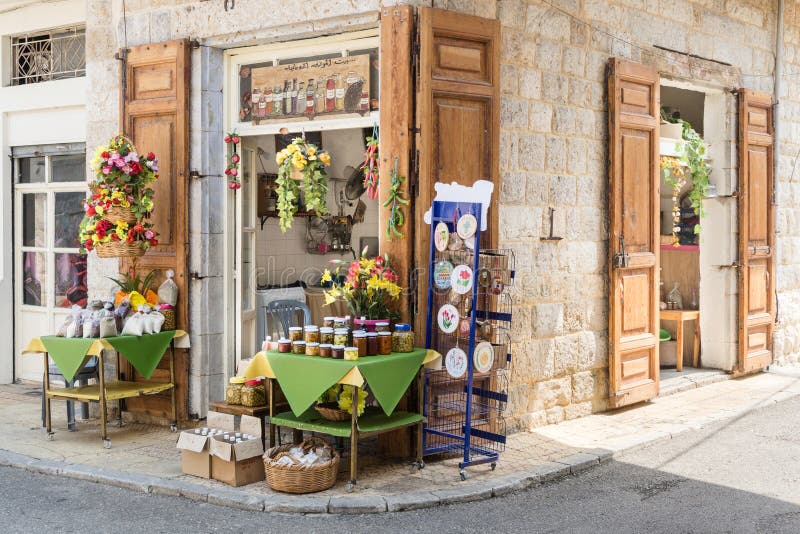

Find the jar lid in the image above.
[
  {"left": 229, "top": 376, "right": 246, "bottom": 384},
  {"left": 244, "top": 379, "right": 261, "bottom": 386},
  {"left": 292, "top": 340, "right": 306, "bottom": 345},
  {"left": 289, "top": 326, "right": 303, "bottom": 331},
  {"left": 306, "top": 342, "right": 319, "bottom": 347},
  {"left": 324, "top": 316, "right": 336, "bottom": 321},
  {"left": 334, "top": 328, "right": 349, "bottom": 334},
  {"left": 367, "top": 332, "right": 378, "bottom": 337},
  {"left": 319, "top": 343, "right": 332, "bottom": 348},
  {"left": 304, "top": 325, "right": 319, "bottom": 331},
  {"left": 352, "top": 329, "right": 367, "bottom": 335},
  {"left": 375, "top": 321, "right": 390, "bottom": 326},
  {"left": 344, "top": 346, "right": 358, "bottom": 352},
  {"left": 378, "top": 331, "right": 392, "bottom": 336},
  {"left": 331, "top": 345, "right": 345, "bottom": 349},
  {"left": 394, "top": 323, "right": 411, "bottom": 331},
  {"left": 353, "top": 331, "right": 367, "bottom": 338},
  {"left": 278, "top": 338, "right": 290, "bottom": 343},
  {"left": 319, "top": 327, "right": 334, "bottom": 333}
]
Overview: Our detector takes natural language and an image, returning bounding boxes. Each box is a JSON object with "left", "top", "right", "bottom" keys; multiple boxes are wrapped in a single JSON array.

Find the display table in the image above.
[
  {"left": 23, "top": 330, "right": 189, "bottom": 448},
  {"left": 243, "top": 349, "right": 441, "bottom": 489},
  {"left": 660, "top": 309, "right": 700, "bottom": 371}
]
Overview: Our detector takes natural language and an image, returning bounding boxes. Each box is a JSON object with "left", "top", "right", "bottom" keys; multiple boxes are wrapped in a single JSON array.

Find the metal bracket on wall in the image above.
[
  {"left": 714, "top": 261, "right": 741, "bottom": 270},
  {"left": 540, "top": 207, "right": 564, "bottom": 242}
]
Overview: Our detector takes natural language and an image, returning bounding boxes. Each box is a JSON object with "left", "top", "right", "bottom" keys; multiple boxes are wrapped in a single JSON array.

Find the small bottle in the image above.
[
  {"left": 264, "top": 87, "right": 273, "bottom": 115},
  {"left": 295, "top": 81, "right": 304, "bottom": 115},
  {"left": 283, "top": 80, "right": 292, "bottom": 115},
  {"left": 273, "top": 84, "right": 283, "bottom": 115},
  {"left": 316, "top": 84, "right": 326, "bottom": 113},
  {"left": 334, "top": 74, "right": 345, "bottom": 110},
  {"left": 360, "top": 83, "right": 369, "bottom": 112},
  {"left": 325, "top": 76, "right": 335, "bottom": 112},
  {"left": 251, "top": 90, "right": 262, "bottom": 118},
  {"left": 306, "top": 79, "right": 315, "bottom": 116}
]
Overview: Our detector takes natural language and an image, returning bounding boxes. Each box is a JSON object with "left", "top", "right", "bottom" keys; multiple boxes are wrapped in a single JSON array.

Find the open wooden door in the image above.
[
  {"left": 120, "top": 39, "right": 190, "bottom": 420},
  {"left": 413, "top": 7, "right": 500, "bottom": 339},
  {"left": 607, "top": 58, "right": 660, "bottom": 407},
  {"left": 737, "top": 89, "right": 775, "bottom": 373}
]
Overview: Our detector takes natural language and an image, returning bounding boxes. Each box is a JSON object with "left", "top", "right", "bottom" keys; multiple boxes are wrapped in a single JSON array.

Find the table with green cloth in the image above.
[
  {"left": 23, "top": 330, "right": 189, "bottom": 447},
  {"left": 243, "top": 348, "right": 441, "bottom": 488}
]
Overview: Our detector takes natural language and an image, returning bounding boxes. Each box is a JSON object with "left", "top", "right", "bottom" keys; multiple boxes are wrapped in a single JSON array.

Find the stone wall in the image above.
[{"left": 83, "top": 0, "right": 800, "bottom": 425}]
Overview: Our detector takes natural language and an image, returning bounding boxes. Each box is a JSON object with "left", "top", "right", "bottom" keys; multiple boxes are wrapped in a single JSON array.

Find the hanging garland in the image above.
[
  {"left": 361, "top": 126, "right": 379, "bottom": 200},
  {"left": 383, "top": 157, "right": 408, "bottom": 240},
  {"left": 275, "top": 137, "right": 331, "bottom": 232},
  {"left": 660, "top": 155, "right": 687, "bottom": 247},
  {"left": 224, "top": 131, "right": 241, "bottom": 190}
]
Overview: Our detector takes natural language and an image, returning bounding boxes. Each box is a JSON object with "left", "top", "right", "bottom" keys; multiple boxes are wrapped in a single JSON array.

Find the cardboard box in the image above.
[
  {"left": 208, "top": 412, "right": 265, "bottom": 487},
  {"left": 176, "top": 431, "right": 211, "bottom": 478}
]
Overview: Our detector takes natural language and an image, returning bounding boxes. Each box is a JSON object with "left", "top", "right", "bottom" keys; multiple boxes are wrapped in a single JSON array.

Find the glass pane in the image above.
[
  {"left": 51, "top": 153, "right": 86, "bottom": 182},
  {"left": 22, "top": 193, "right": 46, "bottom": 247},
  {"left": 55, "top": 253, "right": 88, "bottom": 308},
  {"left": 54, "top": 191, "right": 86, "bottom": 248},
  {"left": 242, "top": 234, "right": 254, "bottom": 311},
  {"left": 21, "top": 251, "right": 46, "bottom": 306},
  {"left": 15, "top": 157, "right": 46, "bottom": 184}
]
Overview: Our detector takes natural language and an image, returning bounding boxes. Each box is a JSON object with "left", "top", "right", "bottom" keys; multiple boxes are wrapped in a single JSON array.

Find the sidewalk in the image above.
[{"left": 1, "top": 368, "right": 799, "bottom": 514}]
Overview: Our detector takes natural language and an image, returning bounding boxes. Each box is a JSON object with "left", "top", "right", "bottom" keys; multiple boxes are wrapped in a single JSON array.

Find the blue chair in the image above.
[
  {"left": 41, "top": 357, "right": 99, "bottom": 431},
  {"left": 264, "top": 299, "right": 311, "bottom": 340}
]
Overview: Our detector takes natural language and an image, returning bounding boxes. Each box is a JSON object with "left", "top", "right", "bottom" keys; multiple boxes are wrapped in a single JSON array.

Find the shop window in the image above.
[{"left": 10, "top": 26, "right": 86, "bottom": 86}]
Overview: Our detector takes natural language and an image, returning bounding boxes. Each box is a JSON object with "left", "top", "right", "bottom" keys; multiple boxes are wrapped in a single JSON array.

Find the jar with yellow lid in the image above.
[{"left": 225, "top": 376, "right": 245, "bottom": 405}]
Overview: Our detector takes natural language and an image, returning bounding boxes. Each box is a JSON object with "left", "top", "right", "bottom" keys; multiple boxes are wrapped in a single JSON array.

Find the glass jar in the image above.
[
  {"left": 334, "top": 328, "right": 349, "bottom": 347},
  {"left": 392, "top": 323, "right": 414, "bottom": 353},
  {"left": 320, "top": 327, "right": 334, "bottom": 345},
  {"left": 333, "top": 317, "right": 346, "bottom": 329},
  {"left": 319, "top": 344, "right": 332, "bottom": 358},
  {"left": 225, "top": 376, "right": 245, "bottom": 405},
  {"left": 331, "top": 345, "right": 345, "bottom": 359},
  {"left": 366, "top": 332, "right": 378, "bottom": 356},
  {"left": 277, "top": 338, "right": 291, "bottom": 353},
  {"left": 288, "top": 326, "right": 303, "bottom": 342},
  {"left": 291, "top": 340, "right": 306, "bottom": 354},
  {"left": 353, "top": 331, "right": 367, "bottom": 357},
  {"left": 374, "top": 321, "right": 390, "bottom": 333},
  {"left": 323, "top": 316, "right": 335, "bottom": 328},
  {"left": 305, "top": 342, "right": 320, "bottom": 356},
  {"left": 378, "top": 331, "right": 392, "bottom": 355},
  {"left": 304, "top": 325, "right": 319, "bottom": 343},
  {"left": 241, "top": 379, "right": 267, "bottom": 407},
  {"left": 344, "top": 346, "right": 359, "bottom": 361}
]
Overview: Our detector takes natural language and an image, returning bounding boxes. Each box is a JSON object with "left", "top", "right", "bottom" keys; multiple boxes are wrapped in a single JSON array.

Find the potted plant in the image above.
[
  {"left": 275, "top": 137, "right": 331, "bottom": 232},
  {"left": 322, "top": 250, "right": 402, "bottom": 330}
]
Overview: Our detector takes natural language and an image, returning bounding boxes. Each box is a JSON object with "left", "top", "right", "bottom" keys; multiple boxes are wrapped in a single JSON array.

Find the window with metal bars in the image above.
[{"left": 11, "top": 26, "right": 86, "bottom": 85}]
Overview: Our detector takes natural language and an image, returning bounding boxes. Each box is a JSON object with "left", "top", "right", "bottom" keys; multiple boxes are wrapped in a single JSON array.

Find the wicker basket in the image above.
[
  {"left": 103, "top": 205, "right": 138, "bottom": 225},
  {"left": 162, "top": 308, "right": 176, "bottom": 331},
  {"left": 95, "top": 241, "right": 146, "bottom": 258},
  {"left": 264, "top": 436, "right": 339, "bottom": 494},
  {"left": 314, "top": 402, "right": 350, "bottom": 421}
]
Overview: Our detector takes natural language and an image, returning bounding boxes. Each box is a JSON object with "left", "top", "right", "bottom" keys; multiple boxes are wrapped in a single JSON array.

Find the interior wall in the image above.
[{"left": 661, "top": 86, "right": 705, "bottom": 135}]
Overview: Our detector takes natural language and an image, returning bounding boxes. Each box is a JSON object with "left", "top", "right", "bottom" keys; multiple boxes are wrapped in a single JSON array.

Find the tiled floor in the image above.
[{"left": 2, "top": 367, "right": 799, "bottom": 498}]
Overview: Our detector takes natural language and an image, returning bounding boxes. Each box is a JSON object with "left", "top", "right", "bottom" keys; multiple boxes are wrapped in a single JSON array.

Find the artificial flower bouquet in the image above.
[
  {"left": 275, "top": 137, "right": 331, "bottom": 232},
  {"left": 322, "top": 250, "right": 401, "bottom": 321}
]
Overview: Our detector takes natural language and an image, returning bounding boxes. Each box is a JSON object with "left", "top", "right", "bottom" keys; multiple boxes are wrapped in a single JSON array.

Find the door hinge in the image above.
[
  {"left": 714, "top": 261, "right": 742, "bottom": 270},
  {"left": 612, "top": 236, "right": 630, "bottom": 269}
]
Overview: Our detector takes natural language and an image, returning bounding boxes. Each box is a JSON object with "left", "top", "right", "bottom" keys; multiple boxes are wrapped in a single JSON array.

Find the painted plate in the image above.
[
  {"left": 434, "top": 260, "right": 454, "bottom": 290},
  {"left": 434, "top": 222, "right": 450, "bottom": 252},
  {"left": 457, "top": 213, "right": 478, "bottom": 239},
  {"left": 450, "top": 264, "right": 474, "bottom": 295},
  {"left": 437, "top": 304, "right": 460, "bottom": 334},
  {"left": 445, "top": 347, "right": 468, "bottom": 378},
  {"left": 474, "top": 341, "right": 494, "bottom": 374}
]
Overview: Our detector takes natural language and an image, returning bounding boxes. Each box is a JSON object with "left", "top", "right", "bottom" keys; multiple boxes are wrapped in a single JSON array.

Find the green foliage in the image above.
[
  {"left": 108, "top": 270, "right": 155, "bottom": 295},
  {"left": 382, "top": 158, "right": 409, "bottom": 240}
]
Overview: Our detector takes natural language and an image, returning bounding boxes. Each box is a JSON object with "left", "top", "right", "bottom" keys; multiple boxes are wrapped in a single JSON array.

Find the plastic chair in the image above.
[
  {"left": 265, "top": 300, "right": 311, "bottom": 340},
  {"left": 41, "top": 357, "right": 99, "bottom": 432}
]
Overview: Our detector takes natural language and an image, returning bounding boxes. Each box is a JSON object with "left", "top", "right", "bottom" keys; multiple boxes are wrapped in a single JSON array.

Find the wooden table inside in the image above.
[{"left": 660, "top": 309, "right": 700, "bottom": 371}]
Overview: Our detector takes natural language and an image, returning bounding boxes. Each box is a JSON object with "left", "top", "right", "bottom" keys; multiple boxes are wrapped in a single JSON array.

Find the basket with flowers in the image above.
[
  {"left": 275, "top": 137, "right": 331, "bottom": 232},
  {"left": 322, "top": 250, "right": 402, "bottom": 323},
  {"left": 79, "top": 135, "right": 159, "bottom": 257}
]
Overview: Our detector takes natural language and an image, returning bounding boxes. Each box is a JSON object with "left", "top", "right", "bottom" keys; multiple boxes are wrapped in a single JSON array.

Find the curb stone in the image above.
[
  {"left": 207, "top": 489, "right": 265, "bottom": 512},
  {"left": 432, "top": 483, "right": 493, "bottom": 505},
  {"left": 384, "top": 492, "right": 440, "bottom": 512},
  {"left": 558, "top": 452, "right": 600, "bottom": 474},
  {"left": 263, "top": 495, "right": 329, "bottom": 514},
  {"left": 151, "top": 478, "right": 210, "bottom": 502},
  {"left": 328, "top": 495, "right": 388, "bottom": 514}
]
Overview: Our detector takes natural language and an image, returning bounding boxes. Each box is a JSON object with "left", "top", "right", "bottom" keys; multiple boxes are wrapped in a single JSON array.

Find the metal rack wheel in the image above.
[
  {"left": 460, "top": 469, "right": 467, "bottom": 481},
  {"left": 346, "top": 481, "right": 355, "bottom": 493},
  {"left": 103, "top": 439, "right": 112, "bottom": 449},
  {"left": 491, "top": 462, "right": 497, "bottom": 471},
  {"left": 170, "top": 423, "right": 178, "bottom": 433},
  {"left": 46, "top": 432, "right": 54, "bottom": 441}
]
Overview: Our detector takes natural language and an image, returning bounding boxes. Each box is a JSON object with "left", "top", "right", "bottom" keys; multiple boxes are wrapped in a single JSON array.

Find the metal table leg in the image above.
[
  {"left": 43, "top": 353, "right": 53, "bottom": 440},
  {"left": 347, "top": 384, "right": 358, "bottom": 491},
  {"left": 169, "top": 343, "right": 178, "bottom": 432},
  {"left": 268, "top": 378, "right": 275, "bottom": 448},
  {"left": 99, "top": 352, "right": 110, "bottom": 448}
]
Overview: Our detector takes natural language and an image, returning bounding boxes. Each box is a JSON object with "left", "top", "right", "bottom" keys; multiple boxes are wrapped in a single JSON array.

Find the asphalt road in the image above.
[{"left": 2, "top": 394, "right": 800, "bottom": 534}]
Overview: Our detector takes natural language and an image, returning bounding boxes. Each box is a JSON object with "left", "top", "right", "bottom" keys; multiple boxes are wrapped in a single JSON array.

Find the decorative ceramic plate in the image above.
[
  {"left": 434, "top": 260, "right": 454, "bottom": 290},
  {"left": 457, "top": 213, "right": 478, "bottom": 239},
  {"left": 434, "top": 222, "right": 450, "bottom": 252},
  {"left": 437, "top": 304, "right": 460, "bottom": 334},
  {"left": 474, "top": 341, "right": 494, "bottom": 374},
  {"left": 445, "top": 347, "right": 468, "bottom": 378},
  {"left": 450, "top": 264, "right": 474, "bottom": 295}
]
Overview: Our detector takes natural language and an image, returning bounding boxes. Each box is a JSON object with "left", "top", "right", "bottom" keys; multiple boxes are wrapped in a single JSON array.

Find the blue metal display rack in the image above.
[{"left": 423, "top": 200, "right": 514, "bottom": 480}]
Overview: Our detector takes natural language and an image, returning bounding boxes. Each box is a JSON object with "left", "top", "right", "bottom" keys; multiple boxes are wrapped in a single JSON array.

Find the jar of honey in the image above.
[
  {"left": 378, "top": 331, "right": 392, "bottom": 355},
  {"left": 353, "top": 331, "right": 367, "bottom": 357},
  {"left": 366, "top": 332, "right": 378, "bottom": 356}
]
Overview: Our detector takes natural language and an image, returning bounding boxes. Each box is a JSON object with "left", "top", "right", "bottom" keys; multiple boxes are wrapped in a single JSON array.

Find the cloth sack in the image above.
[{"left": 100, "top": 317, "right": 117, "bottom": 338}]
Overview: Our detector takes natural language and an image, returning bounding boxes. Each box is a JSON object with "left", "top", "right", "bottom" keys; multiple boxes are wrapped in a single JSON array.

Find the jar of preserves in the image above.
[
  {"left": 334, "top": 328, "right": 349, "bottom": 347},
  {"left": 319, "top": 344, "right": 332, "bottom": 358},
  {"left": 291, "top": 340, "right": 306, "bottom": 354},
  {"left": 392, "top": 323, "right": 414, "bottom": 353},
  {"left": 378, "top": 331, "right": 392, "bottom": 355},
  {"left": 353, "top": 331, "right": 367, "bottom": 357},
  {"left": 304, "top": 325, "right": 319, "bottom": 343},
  {"left": 344, "top": 346, "right": 359, "bottom": 361},
  {"left": 320, "top": 327, "right": 334, "bottom": 345},
  {"left": 323, "top": 316, "right": 335, "bottom": 328},
  {"left": 366, "top": 332, "right": 378, "bottom": 356},
  {"left": 288, "top": 326, "right": 303, "bottom": 342},
  {"left": 374, "top": 321, "right": 390, "bottom": 333},
  {"left": 334, "top": 317, "right": 346, "bottom": 329},
  {"left": 241, "top": 379, "right": 267, "bottom": 407},
  {"left": 277, "top": 338, "right": 292, "bottom": 353},
  {"left": 331, "top": 345, "right": 345, "bottom": 359},
  {"left": 225, "top": 376, "right": 245, "bottom": 405},
  {"left": 305, "top": 342, "right": 320, "bottom": 356}
]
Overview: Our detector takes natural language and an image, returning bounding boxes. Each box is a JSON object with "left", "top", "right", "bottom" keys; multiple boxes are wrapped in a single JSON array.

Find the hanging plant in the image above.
[
  {"left": 361, "top": 127, "right": 379, "bottom": 200},
  {"left": 383, "top": 157, "right": 408, "bottom": 240},
  {"left": 224, "top": 131, "right": 241, "bottom": 190},
  {"left": 275, "top": 137, "right": 331, "bottom": 232},
  {"left": 660, "top": 155, "right": 687, "bottom": 247}
]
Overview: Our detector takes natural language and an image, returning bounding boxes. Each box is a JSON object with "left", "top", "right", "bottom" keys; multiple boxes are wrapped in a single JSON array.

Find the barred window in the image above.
[{"left": 11, "top": 26, "right": 85, "bottom": 86}]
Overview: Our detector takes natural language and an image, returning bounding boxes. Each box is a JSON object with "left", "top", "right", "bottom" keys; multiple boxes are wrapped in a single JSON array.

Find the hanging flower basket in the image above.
[
  {"left": 95, "top": 240, "right": 146, "bottom": 258},
  {"left": 103, "top": 205, "right": 138, "bottom": 226}
]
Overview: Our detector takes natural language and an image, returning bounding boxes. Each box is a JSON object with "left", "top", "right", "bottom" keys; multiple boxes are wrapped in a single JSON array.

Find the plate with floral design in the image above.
[
  {"left": 437, "top": 304, "right": 460, "bottom": 334},
  {"left": 445, "top": 347, "right": 468, "bottom": 378}
]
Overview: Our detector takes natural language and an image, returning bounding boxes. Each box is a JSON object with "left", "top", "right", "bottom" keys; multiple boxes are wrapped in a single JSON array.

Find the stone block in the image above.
[
  {"left": 525, "top": 174, "right": 549, "bottom": 205},
  {"left": 501, "top": 96, "right": 528, "bottom": 128},
  {"left": 520, "top": 410, "right": 548, "bottom": 430},
  {"left": 328, "top": 496, "right": 388, "bottom": 514},
  {"left": 500, "top": 172, "right": 527, "bottom": 204},
  {"left": 385, "top": 492, "right": 440, "bottom": 512},
  {"left": 532, "top": 303, "right": 563, "bottom": 337},
  {"left": 533, "top": 376, "right": 571, "bottom": 409},
  {"left": 513, "top": 339, "right": 554, "bottom": 383},
  {"left": 571, "top": 370, "right": 596, "bottom": 403},
  {"left": 546, "top": 406, "right": 565, "bottom": 424},
  {"left": 264, "top": 496, "right": 330, "bottom": 513},
  {"left": 518, "top": 132, "right": 546, "bottom": 171},
  {"left": 500, "top": 130, "right": 518, "bottom": 169},
  {"left": 563, "top": 46, "right": 586, "bottom": 77},
  {"left": 149, "top": 10, "right": 173, "bottom": 42},
  {"left": 501, "top": 64, "right": 518, "bottom": 95},
  {"left": 529, "top": 102, "right": 553, "bottom": 133},
  {"left": 546, "top": 136, "right": 567, "bottom": 173},
  {"left": 498, "top": 0, "right": 526, "bottom": 29},
  {"left": 433, "top": 484, "right": 493, "bottom": 504},
  {"left": 565, "top": 401, "right": 593, "bottom": 420},
  {"left": 567, "top": 138, "right": 588, "bottom": 175},
  {"left": 549, "top": 174, "right": 576, "bottom": 206},
  {"left": 542, "top": 73, "right": 569, "bottom": 104},
  {"left": 535, "top": 39, "right": 562, "bottom": 72},
  {"left": 554, "top": 106, "right": 576, "bottom": 135},
  {"left": 518, "top": 68, "right": 542, "bottom": 99},
  {"left": 558, "top": 452, "right": 599, "bottom": 474}
]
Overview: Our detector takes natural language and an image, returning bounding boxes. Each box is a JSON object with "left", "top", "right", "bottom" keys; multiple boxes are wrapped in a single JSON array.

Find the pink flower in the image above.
[
  {"left": 144, "top": 230, "right": 154, "bottom": 239},
  {"left": 102, "top": 166, "right": 111, "bottom": 175},
  {"left": 122, "top": 165, "right": 132, "bottom": 174}
]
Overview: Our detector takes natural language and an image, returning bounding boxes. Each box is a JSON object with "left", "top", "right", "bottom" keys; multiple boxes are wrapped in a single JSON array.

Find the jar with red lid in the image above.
[{"left": 241, "top": 379, "right": 266, "bottom": 407}]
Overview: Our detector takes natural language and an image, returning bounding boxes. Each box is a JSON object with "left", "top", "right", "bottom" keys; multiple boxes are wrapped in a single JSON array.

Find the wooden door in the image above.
[
  {"left": 413, "top": 7, "right": 500, "bottom": 339},
  {"left": 120, "top": 39, "right": 190, "bottom": 420},
  {"left": 607, "top": 58, "right": 660, "bottom": 407},
  {"left": 737, "top": 89, "right": 775, "bottom": 373}
]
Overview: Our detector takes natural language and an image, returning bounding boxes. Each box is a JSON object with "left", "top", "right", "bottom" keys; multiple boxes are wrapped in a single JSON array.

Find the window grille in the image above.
[{"left": 11, "top": 26, "right": 86, "bottom": 85}]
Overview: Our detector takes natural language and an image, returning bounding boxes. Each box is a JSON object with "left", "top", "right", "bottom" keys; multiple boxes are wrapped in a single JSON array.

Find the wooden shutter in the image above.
[
  {"left": 737, "top": 89, "right": 775, "bottom": 373},
  {"left": 120, "top": 39, "right": 190, "bottom": 420},
  {"left": 413, "top": 7, "right": 500, "bottom": 339},
  {"left": 607, "top": 58, "right": 660, "bottom": 407}
]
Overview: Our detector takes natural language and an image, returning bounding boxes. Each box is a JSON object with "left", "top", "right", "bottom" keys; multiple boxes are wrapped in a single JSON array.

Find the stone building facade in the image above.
[{"left": 68, "top": 0, "right": 800, "bottom": 427}]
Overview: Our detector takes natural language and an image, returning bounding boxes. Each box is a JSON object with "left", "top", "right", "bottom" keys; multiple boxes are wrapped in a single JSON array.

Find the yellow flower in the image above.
[
  {"left": 319, "top": 152, "right": 331, "bottom": 165},
  {"left": 308, "top": 155, "right": 317, "bottom": 161},
  {"left": 95, "top": 205, "right": 105, "bottom": 215},
  {"left": 324, "top": 292, "right": 338, "bottom": 306},
  {"left": 321, "top": 269, "right": 332, "bottom": 283},
  {"left": 307, "top": 147, "right": 316, "bottom": 156}
]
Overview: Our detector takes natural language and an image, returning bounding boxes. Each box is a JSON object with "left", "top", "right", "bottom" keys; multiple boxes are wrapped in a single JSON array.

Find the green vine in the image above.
[
  {"left": 382, "top": 157, "right": 408, "bottom": 240},
  {"left": 275, "top": 138, "right": 331, "bottom": 232}
]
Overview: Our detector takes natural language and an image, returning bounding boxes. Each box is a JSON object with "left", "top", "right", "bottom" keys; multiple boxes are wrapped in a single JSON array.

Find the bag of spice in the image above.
[{"left": 157, "top": 269, "right": 179, "bottom": 307}]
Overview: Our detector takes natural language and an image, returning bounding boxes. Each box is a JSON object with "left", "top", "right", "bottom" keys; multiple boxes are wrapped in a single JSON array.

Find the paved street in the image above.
[{"left": 2, "top": 392, "right": 800, "bottom": 533}]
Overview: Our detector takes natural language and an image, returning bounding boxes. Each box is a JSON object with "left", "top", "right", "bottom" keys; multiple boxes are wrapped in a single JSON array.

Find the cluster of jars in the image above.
[
  {"left": 225, "top": 376, "right": 267, "bottom": 407},
  {"left": 251, "top": 71, "right": 369, "bottom": 119}
]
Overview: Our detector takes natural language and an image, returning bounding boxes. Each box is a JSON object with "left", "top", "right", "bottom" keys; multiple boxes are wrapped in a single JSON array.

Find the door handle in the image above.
[{"left": 613, "top": 236, "right": 630, "bottom": 269}]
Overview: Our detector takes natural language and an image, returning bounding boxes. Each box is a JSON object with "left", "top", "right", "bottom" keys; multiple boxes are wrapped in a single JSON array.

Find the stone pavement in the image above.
[{"left": 1, "top": 368, "right": 799, "bottom": 514}]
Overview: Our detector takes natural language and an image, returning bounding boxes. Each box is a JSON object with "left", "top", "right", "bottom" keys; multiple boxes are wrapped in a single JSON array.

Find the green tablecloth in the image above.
[
  {"left": 266, "top": 349, "right": 427, "bottom": 417},
  {"left": 39, "top": 331, "right": 175, "bottom": 381}
]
